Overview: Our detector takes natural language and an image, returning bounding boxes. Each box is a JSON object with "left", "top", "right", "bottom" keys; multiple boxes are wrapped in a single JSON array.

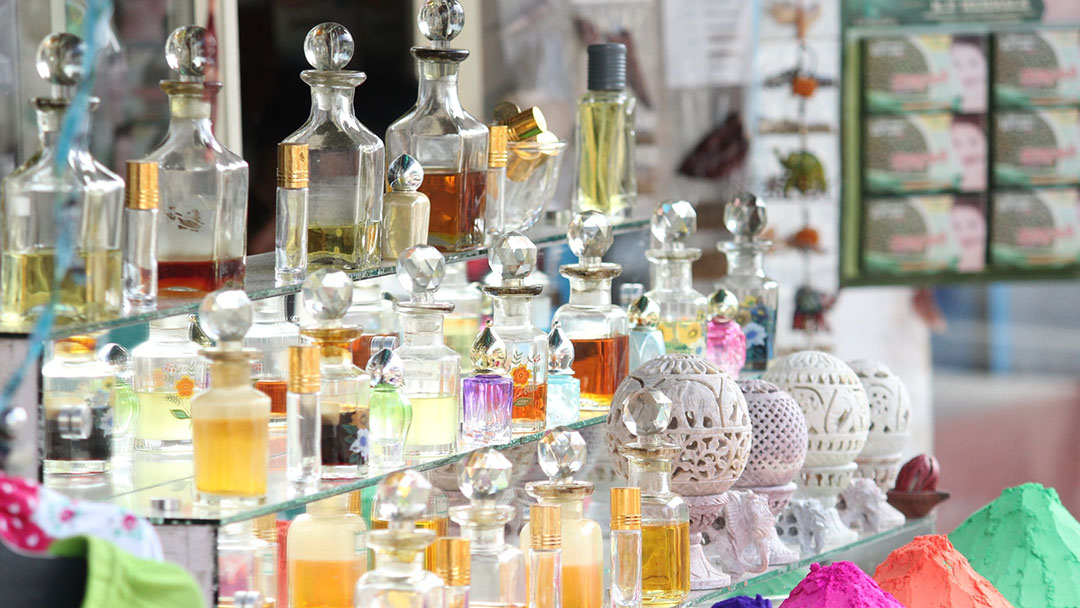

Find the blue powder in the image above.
[{"left": 712, "top": 595, "right": 773, "bottom": 608}]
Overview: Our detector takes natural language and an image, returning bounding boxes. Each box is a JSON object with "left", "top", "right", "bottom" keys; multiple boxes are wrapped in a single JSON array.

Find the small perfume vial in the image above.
[
  {"left": 610, "top": 487, "right": 643, "bottom": 608},
  {"left": 575, "top": 42, "right": 635, "bottom": 219},
  {"left": 123, "top": 160, "right": 159, "bottom": 311},
  {"left": 462, "top": 321, "right": 513, "bottom": 445},
  {"left": 365, "top": 347, "right": 412, "bottom": 470},
  {"left": 527, "top": 504, "right": 563, "bottom": 608},
  {"left": 705, "top": 288, "right": 747, "bottom": 377},
  {"left": 627, "top": 295, "right": 665, "bottom": 372},
  {"left": 545, "top": 323, "right": 580, "bottom": 428},
  {"left": 381, "top": 154, "right": 430, "bottom": 261},
  {"left": 433, "top": 537, "right": 471, "bottom": 608},
  {"left": 287, "top": 344, "right": 322, "bottom": 492},
  {"left": 484, "top": 125, "right": 510, "bottom": 239},
  {"left": 275, "top": 142, "right": 310, "bottom": 285}
]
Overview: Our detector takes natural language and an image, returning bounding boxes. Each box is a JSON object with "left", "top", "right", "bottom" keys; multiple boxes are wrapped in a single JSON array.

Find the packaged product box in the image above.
[
  {"left": 994, "top": 108, "right": 1080, "bottom": 187},
  {"left": 863, "top": 34, "right": 988, "bottom": 113},
  {"left": 995, "top": 30, "right": 1080, "bottom": 107},
  {"left": 863, "top": 195, "right": 984, "bottom": 274},
  {"left": 991, "top": 188, "right": 1080, "bottom": 268},
  {"left": 864, "top": 113, "right": 983, "bottom": 194}
]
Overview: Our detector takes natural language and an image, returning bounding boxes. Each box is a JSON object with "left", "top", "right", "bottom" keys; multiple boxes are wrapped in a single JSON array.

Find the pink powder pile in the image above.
[
  {"left": 781, "top": 562, "right": 904, "bottom": 608},
  {"left": 873, "top": 535, "right": 1013, "bottom": 608}
]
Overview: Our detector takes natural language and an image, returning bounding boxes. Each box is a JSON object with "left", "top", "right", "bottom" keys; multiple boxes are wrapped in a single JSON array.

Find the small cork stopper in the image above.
[
  {"left": 432, "top": 537, "right": 471, "bottom": 586},
  {"left": 277, "top": 142, "right": 309, "bottom": 189},
  {"left": 125, "top": 161, "right": 159, "bottom": 210},
  {"left": 610, "top": 487, "right": 642, "bottom": 531},
  {"left": 530, "top": 504, "right": 561, "bottom": 550},
  {"left": 288, "top": 345, "right": 321, "bottom": 393}
]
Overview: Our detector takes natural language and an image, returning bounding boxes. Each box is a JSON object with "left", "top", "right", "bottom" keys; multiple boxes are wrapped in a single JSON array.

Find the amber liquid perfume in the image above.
[
  {"left": 287, "top": 493, "right": 368, "bottom": 608},
  {"left": 645, "top": 201, "right": 707, "bottom": 358},
  {"left": 245, "top": 297, "right": 300, "bottom": 427}
]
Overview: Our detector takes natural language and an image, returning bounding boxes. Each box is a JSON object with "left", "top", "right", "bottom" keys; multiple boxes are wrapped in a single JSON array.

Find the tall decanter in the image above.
[
  {"left": 386, "top": 0, "right": 488, "bottom": 253},
  {"left": 286, "top": 22, "right": 384, "bottom": 270},
  {"left": 245, "top": 297, "right": 300, "bottom": 427},
  {"left": 42, "top": 335, "right": 117, "bottom": 476},
  {"left": 552, "top": 211, "right": 629, "bottom": 410},
  {"left": 142, "top": 26, "right": 247, "bottom": 297},
  {"left": 1, "top": 33, "right": 124, "bottom": 327},
  {"left": 645, "top": 200, "right": 707, "bottom": 358},
  {"left": 715, "top": 193, "right": 778, "bottom": 373},
  {"left": 131, "top": 314, "right": 206, "bottom": 451}
]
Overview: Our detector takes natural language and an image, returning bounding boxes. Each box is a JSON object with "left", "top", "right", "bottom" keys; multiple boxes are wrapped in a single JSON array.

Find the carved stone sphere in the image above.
[
  {"left": 606, "top": 354, "right": 751, "bottom": 496},
  {"left": 849, "top": 359, "right": 911, "bottom": 488},
  {"left": 734, "top": 379, "right": 808, "bottom": 488}
]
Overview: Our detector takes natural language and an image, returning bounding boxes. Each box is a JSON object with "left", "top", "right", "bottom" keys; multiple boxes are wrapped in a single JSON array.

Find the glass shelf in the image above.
[
  {"left": 45, "top": 412, "right": 610, "bottom": 526},
  {"left": 2, "top": 217, "right": 649, "bottom": 340}
]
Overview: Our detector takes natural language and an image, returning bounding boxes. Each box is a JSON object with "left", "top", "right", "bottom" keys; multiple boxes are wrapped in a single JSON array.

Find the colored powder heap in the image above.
[
  {"left": 712, "top": 595, "right": 772, "bottom": 608},
  {"left": 781, "top": 561, "right": 904, "bottom": 608},
  {"left": 950, "top": 483, "right": 1080, "bottom": 608},
  {"left": 873, "top": 534, "right": 1013, "bottom": 608}
]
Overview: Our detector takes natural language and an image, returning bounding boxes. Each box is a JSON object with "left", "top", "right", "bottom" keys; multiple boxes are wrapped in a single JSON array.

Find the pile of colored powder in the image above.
[
  {"left": 730, "top": 569, "right": 806, "bottom": 600},
  {"left": 873, "top": 534, "right": 1013, "bottom": 607},
  {"left": 780, "top": 561, "right": 903, "bottom": 607},
  {"left": 950, "top": 483, "right": 1080, "bottom": 608},
  {"left": 712, "top": 595, "right": 772, "bottom": 608}
]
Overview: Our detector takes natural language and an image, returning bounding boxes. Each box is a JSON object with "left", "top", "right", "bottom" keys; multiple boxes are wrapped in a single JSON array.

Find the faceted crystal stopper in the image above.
[
  {"left": 650, "top": 200, "right": 696, "bottom": 249},
  {"left": 388, "top": 154, "right": 424, "bottom": 192},
  {"left": 304, "top": 22, "right": 353, "bottom": 71},
  {"left": 471, "top": 320, "right": 507, "bottom": 372},
  {"left": 36, "top": 33, "right": 85, "bottom": 86},
  {"left": 367, "top": 348, "right": 405, "bottom": 387},
  {"left": 724, "top": 192, "right": 768, "bottom": 239},
  {"left": 459, "top": 449, "right": 513, "bottom": 500},
  {"left": 396, "top": 245, "right": 446, "bottom": 297},
  {"left": 418, "top": 0, "right": 465, "bottom": 44},
  {"left": 621, "top": 388, "right": 673, "bottom": 438},
  {"left": 198, "top": 290, "right": 253, "bottom": 346},
  {"left": 96, "top": 342, "right": 131, "bottom": 371},
  {"left": 568, "top": 211, "right": 613, "bottom": 265},
  {"left": 547, "top": 322, "right": 574, "bottom": 372},
  {"left": 165, "top": 26, "right": 215, "bottom": 80},
  {"left": 489, "top": 232, "right": 537, "bottom": 283},
  {"left": 537, "top": 427, "right": 587, "bottom": 482},
  {"left": 302, "top": 269, "right": 353, "bottom": 322},
  {"left": 628, "top": 295, "right": 661, "bottom": 329},
  {"left": 375, "top": 469, "right": 432, "bottom": 523},
  {"left": 708, "top": 289, "right": 739, "bottom": 323}
]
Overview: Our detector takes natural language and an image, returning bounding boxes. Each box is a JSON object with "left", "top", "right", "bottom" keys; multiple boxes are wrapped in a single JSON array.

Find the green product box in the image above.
[
  {"left": 863, "top": 195, "right": 973, "bottom": 274},
  {"left": 995, "top": 30, "right": 1080, "bottom": 107},
  {"left": 864, "top": 113, "right": 974, "bottom": 194},
  {"left": 994, "top": 108, "right": 1080, "bottom": 187},
  {"left": 863, "top": 34, "right": 987, "bottom": 113},
  {"left": 991, "top": 188, "right": 1080, "bottom": 268}
]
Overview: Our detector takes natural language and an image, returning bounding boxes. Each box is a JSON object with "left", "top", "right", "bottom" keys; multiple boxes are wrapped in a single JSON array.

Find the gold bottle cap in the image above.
[
  {"left": 610, "top": 487, "right": 642, "bottom": 531},
  {"left": 288, "top": 344, "right": 321, "bottom": 393},
  {"left": 55, "top": 334, "right": 98, "bottom": 356},
  {"left": 432, "top": 537, "right": 471, "bottom": 586},
  {"left": 507, "top": 106, "right": 546, "bottom": 141},
  {"left": 252, "top": 513, "right": 278, "bottom": 544},
  {"left": 125, "top": 161, "right": 159, "bottom": 210},
  {"left": 488, "top": 125, "right": 509, "bottom": 168},
  {"left": 493, "top": 100, "right": 521, "bottom": 124},
  {"left": 530, "top": 504, "right": 561, "bottom": 550},
  {"left": 277, "top": 142, "right": 309, "bottom": 189}
]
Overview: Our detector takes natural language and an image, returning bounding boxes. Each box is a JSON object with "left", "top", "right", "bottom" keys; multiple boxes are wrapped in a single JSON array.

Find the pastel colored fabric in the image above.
[
  {"left": 873, "top": 534, "right": 1013, "bottom": 608},
  {"left": 781, "top": 562, "right": 904, "bottom": 608},
  {"left": 713, "top": 594, "right": 773, "bottom": 608},
  {"left": 950, "top": 483, "right": 1080, "bottom": 608}
]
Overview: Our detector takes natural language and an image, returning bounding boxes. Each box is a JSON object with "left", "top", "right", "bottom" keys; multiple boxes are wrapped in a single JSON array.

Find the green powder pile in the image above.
[{"left": 950, "top": 483, "right": 1080, "bottom": 608}]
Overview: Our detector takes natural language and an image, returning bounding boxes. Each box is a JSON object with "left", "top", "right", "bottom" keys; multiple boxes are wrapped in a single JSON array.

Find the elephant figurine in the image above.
[
  {"left": 837, "top": 477, "right": 905, "bottom": 534},
  {"left": 781, "top": 497, "right": 860, "bottom": 555},
  {"left": 703, "top": 490, "right": 774, "bottom": 577}
]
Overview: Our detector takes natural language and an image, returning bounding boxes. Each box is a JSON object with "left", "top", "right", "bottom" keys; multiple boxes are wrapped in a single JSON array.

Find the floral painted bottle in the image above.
[
  {"left": 131, "top": 315, "right": 206, "bottom": 451},
  {"left": 462, "top": 321, "right": 513, "bottom": 445},
  {"left": 545, "top": 322, "right": 580, "bottom": 428},
  {"left": 705, "top": 288, "right": 746, "bottom": 377},
  {"left": 627, "top": 295, "right": 665, "bottom": 372},
  {"left": 644, "top": 200, "right": 707, "bottom": 357}
]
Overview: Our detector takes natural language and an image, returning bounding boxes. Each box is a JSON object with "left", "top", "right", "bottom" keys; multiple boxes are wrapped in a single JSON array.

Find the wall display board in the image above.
[{"left": 839, "top": 0, "right": 1080, "bottom": 285}]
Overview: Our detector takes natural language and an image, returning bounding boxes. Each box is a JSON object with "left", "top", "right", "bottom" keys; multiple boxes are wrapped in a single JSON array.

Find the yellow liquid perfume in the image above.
[
  {"left": 132, "top": 315, "right": 206, "bottom": 451},
  {"left": 646, "top": 201, "right": 707, "bottom": 358},
  {"left": 574, "top": 43, "right": 635, "bottom": 219},
  {"left": 306, "top": 224, "right": 358, "bottom": 269},
  {"left": 2, "top": 250, "right": 123, "bottom": 328},
  {"left": 403, "top": 394, "right": 459, "bottom": 450},
  {"left": 641, "top": 522, "right": 690, "bottom": 604}
]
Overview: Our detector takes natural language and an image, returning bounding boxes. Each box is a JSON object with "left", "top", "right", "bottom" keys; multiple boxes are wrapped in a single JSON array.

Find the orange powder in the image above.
[{"left": 873, "top": 535, "right": 1013, "bottom": 608}]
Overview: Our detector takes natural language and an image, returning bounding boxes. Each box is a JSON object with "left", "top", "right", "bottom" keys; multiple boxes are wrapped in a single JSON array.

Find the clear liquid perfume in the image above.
[
  {"left": 123, "top": 160, "right": 159, "bottom": 311},
  {"left": 485, "top": 125, "right": 510, "bottom": 239},
  {"left": 552, "top": 212, "right": 629, "bottom": 410},
  {"left": 274, "top": 142, "right": 309, "bottom": 285},
  {"left": 545, "top": 323, "right": 580, "bottom": 428},
  {"left": 285, "top": 22, "right": 385, "bottom": 270},
  {"left": 381, "top": 154, "right": 430, "bottom": 261},
  {"left": 131, "top": 314, "right": 206, "bottom": 451},
  {"left": 645, "top": 201, "right": 707, "bottom": 357},
  {"left": 365, "top": 347, "right": 412, "bottom": 470},
  {"left": 627, "top": 295, "right": 665, "bottom": 372},
  {"left": 527, "top": 504, "right": 563, "bottom": 608},
  {"left": 42, "top": 335, "right": 117, "bottom": 476},
  {"left": 245, "top": 297, "right": 300, "bottom": 428},
  {"left": 287, "top": 344, "right": 322, "bottom": 491},
  {"left": 705, "top": 288, "right": 747, "bottom": 377},
  {"left": 610, "top": 487, "right": 643, "bottom": 608},
  {"left": 462, "top": 321, "right": 513, "bottom": 445},
  {"left": 288, "top": 493, "right": 369, "bottom": 608}
]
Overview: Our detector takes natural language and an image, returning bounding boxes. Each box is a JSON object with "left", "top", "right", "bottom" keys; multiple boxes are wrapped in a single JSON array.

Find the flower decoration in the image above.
[
  {"left": 175, "top": 376, "right": 195, "bottom": 398},
  {"left": 743, "top": 322, "right": 767, "bottom": 347},
  {"left": 511, "top": 364, "right": 532, "bottom": 387},
  {"left": 350, "top": 429, "right": 370, "bottom": 456}
]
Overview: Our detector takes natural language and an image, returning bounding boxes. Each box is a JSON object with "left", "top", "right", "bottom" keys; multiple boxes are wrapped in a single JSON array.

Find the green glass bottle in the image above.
[{"left": 365, "top": 345, "right": 412, "bottom": 470}]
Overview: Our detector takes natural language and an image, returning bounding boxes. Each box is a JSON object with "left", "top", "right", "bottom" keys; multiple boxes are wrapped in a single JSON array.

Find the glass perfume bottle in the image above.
[
  {"left": 123, "top": 160, "right": 159, "bottom": 311},
  {"left": 98, "top": 342, "right": 139, "bottom": 455},
  {"left": 288, "top": 493, "right": 369, "bottom": 608},
  {"left": 42, "top": 335, "right": 117, "bottom": 476},
  {"left": 462, "top": 321, "right": 513, "bottom": 445},
  {"left": 449, "top": 449, "right": 526, "bottom": 608},
  {"left": 715, "top": 193, "right": 778, "bottom": 373},
  {"left": 347, "top": 281, "right": 397, "bottom": 369},
  {"left": 627, "top": 295, "right": 665, "bottom": 372},
  {"left": 393, "top": 245, "right": 461, "bottom": 457},
  {"left": 705, "top": 289, "right": 747, "bottom": 377},
  {"left": 574, "top": 43, "right": 636, "bottom": 219},
  {"left": 381, "top": 154, "right": 430, "bottom": 261},
  {"left": 545, "top": 323, "right": 580, "bottom": 428},
  {"left": 610, "top": 487, "right": 643, "bottom": 608},
  {"left": 285, "top": 22, "right": 385, "bottom": 271},
  {"left": 354, "top": 470, "right": 446, "bottom": 608},
  {"left": 441, "top": 264, "right": 484, "bottom": 373},
  {"left": 617, "top": 389, "right": 690, "bottom": 606},
  {"left": 301, "top": 269, "right": 371, "bottom": 478},
  {"left": 131, "top": 315, "right": 206, "bottom": 451},
  {"left": 520, "top": 429, "right": 602, "bottom": 608},
  {"left": 143, "top": 26, "right": 247, "bottom": 297},
  {"left": 245, "top": 297, "right": 300, "bottom": 428},
  {"left": 191, "top": 291, "right": 270, "bottom": 507},
  {"left": 485, "top": 125, "right": 510, "bottom": 239},
  {"left": 287, "top": 344, "right": 322, "bottom": 491},
  {"left": 370, "top": 472, "right": 451, "bottom": 573},
  {"left": 527, "top": 504, "right": 562, "bottom": 608},
  {"left": 275, "top": 142, "right": 309, "bottom": 285},
  {"left": 386, "top": 0, "right": 488, "bottom": 253},
  {"left": 1, "top": 33, "right": 124, "bottom": 327},
  {"left": 645, "top": 200, "right": 707, "bottom": 357},
  {"left": 482, "top": 233, "right": 548, "bottom": 433},
  {"left": 552, "top": 211, "right": 629, "bottom": 411},
  {"left": 365, "top": 347, "right": 412, "bottom": 470},
  {"left": 218, "top": 520, "right": 277, "bottom": 608},
  {"left": 433, "top": 537, "right": 471, "bottom": 608}
]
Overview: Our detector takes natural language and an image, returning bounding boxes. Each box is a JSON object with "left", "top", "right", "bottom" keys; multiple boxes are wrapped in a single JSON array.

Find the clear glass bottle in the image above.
[
  {"left": 143, "top": 26, "right": 247, "bottom": 297},
  {"left": 527, "top": 504, "right": 562, "bottom": 608},
  {"left": 574, "top": 43, "right": 636, "bottom": 219},
  {"left": 617, "top": 389, "right": 690, "bottom": 607},
  {"left": 545, "top": 323, "right": 580, "bottom": 428},
  {"left": 705, "top": 289, "right": 747, "bottom": 377},
  {"left": 97, "top": 342, "right": 139, "bottom": 456},
  {"left": 485, "top": 125, "right": 510, "bottom": 240},
  {"left": 131, "top": 314, "right": 206, "bottom": 451},
  {"left": 301, "top": 269, "right": 371, "bottom": 478},
  {"left": 449, "top": 449, "right": 526, "bottom": 608},
  {"left": 552, "top": 211, "right": 629, "bottom": 411},
  {"left": 288, "top": 493, "right": 369, "bottom": 608},
  {"left": 482, "top": 233, "right": 548, "bottom": 433},
  {"left": 1, "top": 33, "right": 124, "bottom": 327},
  {"left": 627, "top": 295, "right": 666, "bottom": 373},
  {"left": 354, "top": 470, "right": 445, "bottom": 608},
  {"left": 386, "top": 0, "right": 488, "bottom": 253},
  {"left": 393, "top": 245, "right": 461, "bottom": 457},
  {"left": 218, "top": 520, "right": 277, "bottom": 608},
  {"left": 462, "top": 321, "right": 513, "bottom": 445},
  {"left": 645, "top": 200, "right": 707, "bottom": 358},
  {"left": 382, "top": 154, "right": 431, "bottom": 261},
  {"left": 433, "top": 537, "right": 471, "bottom": 608},
  {"left": 287, "top": 344, "right": 322, "bottom": 491},
  {"left": 245, "top": 296, "right": 300, "bottom": 428},
  {"left": 370, "top": 473, "right": 451, "bottom": 572},
  {"left": 42, "top": 335, "right": 117, "bottom": 476},
  {"left": 275, "top": 142, "right": 309, "bottom": 285},
  {"left": 442, "top": 264, "right": 484, "bottom": 374},
  {"left": 122, "top": 160, "right": 159, "bottom": 311},
  {"left": 715, "top": 193, "right": 778, "bottom": 374},
  {"left": 610, "top": 487, "right": 643, "bottom": 608},
  {"left": 191, "top": 291, "right": 270, "bottom": 507},
  {"left": 365, "top": 347, "right": 412, "bottom": 471},
  {"left": 347, "top": 281, "right": 397, "bottom": 370},
  {"left": 520, "top": 429, "right": 602, "bottom": 608},
  {"left": 286, "top": 22, "right": 385, "bottom": 271}
]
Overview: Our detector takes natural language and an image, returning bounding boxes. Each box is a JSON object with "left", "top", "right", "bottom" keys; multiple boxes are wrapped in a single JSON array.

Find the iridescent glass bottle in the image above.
[
  {"left": 705, "top": 288, "right": 747, "bottom": 377},
  {"left": 462, "top": 321, "right": 513, "bottom": 445},
  {"left": 545, "top": 323, "right": 580, "bottom": 428},
  {"left": 645, "top": 200, "right": 707, "bottom": 357},
  {"left": 132, "top": 315, "right": 206, "bottom": 451},
  {"left": 627, "top": 295, "right": 665, "bottom": 372}
]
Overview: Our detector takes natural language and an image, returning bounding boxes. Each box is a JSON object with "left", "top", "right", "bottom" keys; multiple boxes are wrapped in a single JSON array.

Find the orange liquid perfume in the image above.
[{"left": 569, "top": 335, "right": 629, "bottom": 408}]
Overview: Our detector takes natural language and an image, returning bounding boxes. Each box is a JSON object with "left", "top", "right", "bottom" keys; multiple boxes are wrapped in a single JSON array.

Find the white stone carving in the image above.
[
  {"left": 837, "top": 477, "right": 905, "bottom": 534},
  {"left": 848, "top": 359, "right": 911, "bottom": 489}
]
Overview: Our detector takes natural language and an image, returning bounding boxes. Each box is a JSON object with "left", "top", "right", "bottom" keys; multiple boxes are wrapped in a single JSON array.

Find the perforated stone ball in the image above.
[{"left": 733, "top": 379, "right": 808, "bottom": 489}]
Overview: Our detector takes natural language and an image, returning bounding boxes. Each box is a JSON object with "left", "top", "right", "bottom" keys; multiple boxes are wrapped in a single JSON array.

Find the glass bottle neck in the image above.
[
  {"left": 626, "top": 459, "right": 672, "bottom": 497},
  {"left": 401, "top": 312, "right": 446, "bottom": 347},
  {"left": 307, "top": 85, "right": 358, "bottom": 126},
  {"left": 36, "top": 107, "right": 88, "bottom": 154},
  {"left": 460, "top": 522, "right": 507, "bottom": 549},
  {"left": 568, "top": 278, "right": 613, "bottom": 307},
  {"left": 416, "top": 60, "right": 463, "bottom": 113},
  {"left": 492, "top": 296, "right": 533, "bottom": 327},
  {"left": 725, "top": 247, "right": 766, "bottom": 278},
  {"left": 208, "top": 360, "right": 252, "bottom": 388},
  {"left": 166, "top": 95, "right": 217, "bottom": 144},
  {"left": 652, "top": 259, "right": 694, "bottom": 290},
  {"left": 371, "top": 547, "right": 426, "bottom": 576},
  {"left": 536, "top": 496, "right": 585, "bottom": 520}
]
